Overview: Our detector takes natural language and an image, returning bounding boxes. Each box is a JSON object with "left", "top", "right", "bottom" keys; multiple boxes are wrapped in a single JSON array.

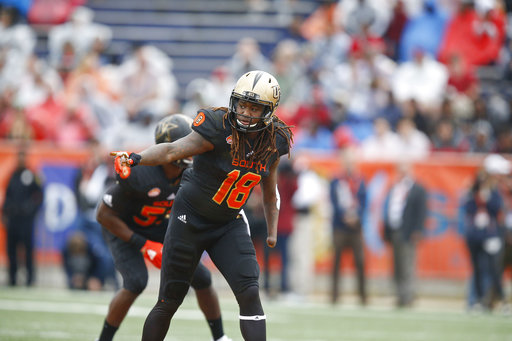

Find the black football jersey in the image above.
[
  {"left": 179, "top": 108, "right": 290, "bottom": 223},
  {"left": 102, "top": 165, "right": 181, "bottom": 242}
]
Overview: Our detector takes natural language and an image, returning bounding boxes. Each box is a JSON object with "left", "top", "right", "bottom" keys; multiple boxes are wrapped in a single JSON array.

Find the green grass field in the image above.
[{"left": 0, "top": 286, "right": 510, "bottom": 341}]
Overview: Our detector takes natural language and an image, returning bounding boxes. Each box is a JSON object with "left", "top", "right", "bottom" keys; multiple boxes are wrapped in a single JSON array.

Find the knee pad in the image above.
[
  {"left": 190, "top": 263, "right": 212, "bottom": 290},
  {"left": 235, "top": 285, "right": 263, "bottom": 316},
  {"left": 123, "top": 270, "right": 148, "bottom": 295},
  {"left": 161, "top": 280, "right": 190, "bottom": 305}
]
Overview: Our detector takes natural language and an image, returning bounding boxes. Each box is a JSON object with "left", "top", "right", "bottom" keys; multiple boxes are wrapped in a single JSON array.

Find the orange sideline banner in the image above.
[
  {"left": 298, "top": 152, "right": 486, "bottom": 280},
  {"left": 0, "top": 143, "right": 491, "bottom": 281}
]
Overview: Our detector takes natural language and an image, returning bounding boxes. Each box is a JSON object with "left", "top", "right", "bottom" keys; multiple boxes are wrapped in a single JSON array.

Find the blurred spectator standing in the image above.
[
  {"left": 0, "top": 87, "right": 34, "bottom": 140},
  {"left": 336, "top": 0, "right": 391, "bottom": 38},
  {"left": 438, "top": 0, "right": 506, "bottom": 67},
  {"left": 62, "top": 52, "right": 124, "bottom": 149},
  {"left": 382, "top": 0, "right": 408, "bottom": 60},
  {"left": 1, "top": 143, "right": 43, "bottom": 286},
  {"left": 325, "top": 45, "right": 394, "bottom": 131},
  {"left": 270, "top": 39, "right": 309, "bottom": 120},
  {"left": 0, "top": 5, "right": 36, "bottom": 93},
  {"left": 181, "top": 78, "right": 213, "bottom": 119},
  {"left": 290, "top": 157, "right": 324, "bottom": 298},
  {"left": 244, "top": 185, "right": 268, "bottom": 287},
  {"left": 328, "top": 148, "right": 367, "bottom": 305},
  {"left": 263, "top": 160, "right": 298, "bottom": 298},
  {"left": 182, "top": 66, "right": 235, "bottom": 119},
  {"left": 15, "top": 54, "right": 63, "bottom": 111},
  {"left": 392, "top": 48, "right": 448, "bottom": 114},
  {"left": 463, "top": 154, "right": 509, "bottom": 311},
  {"left": 398, "top": 0, "right": 448, "bottom": 63},
  {"left": 383, "top": 162, "right": 427, "bottom": 307},
  {"left": 307, "top": 14, "right": 352, "bottom": 74},
  {"left": 116, "top": 45, "right": 179, "bottom": 149},
  {"left": 299, "top": 0, "right": 338, "bottom": 41},
  {"left": 225, "top": 37, "right": 271, "bottom": 78},
  {"left": 74, "top": 140, "right": 118, "bottom": 290},
  {"left": 290, "top": 84, "right": 333, "bottom": 132},
  {"left": 48, "top": 6, "right": 112, "bottom": 72},
  {"left": 498, "top": 160, "right": 512, "bottom": 305},
  {"left": 244, "top": 160, "right": 298, "bottom": 300},
  {"left": 446, "top": 53, "right": 479, "bottom": 102},
  {"left": 119, "top": 44, "right": 162, "bottom": 123},
  {"left": 205, "top": 66, "right": 236, "bottom": 108}
]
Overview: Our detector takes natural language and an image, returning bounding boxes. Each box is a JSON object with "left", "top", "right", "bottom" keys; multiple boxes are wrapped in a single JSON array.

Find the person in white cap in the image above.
[{"left": 463, "top": 154, "right": 509, "bottom": 311}]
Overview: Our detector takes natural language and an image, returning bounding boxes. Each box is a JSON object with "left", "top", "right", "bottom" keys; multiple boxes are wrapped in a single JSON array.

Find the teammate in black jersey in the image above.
[
  {"left": 96, "top": 114, "right": 231, "bottom": 341},
  {"left": 112, "top": 70, "right": 293, "bottom": 341}
]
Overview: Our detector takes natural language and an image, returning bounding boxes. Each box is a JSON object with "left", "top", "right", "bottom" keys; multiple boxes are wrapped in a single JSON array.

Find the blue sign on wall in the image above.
[{"left": 35, "top": 164, "right": 80, "bottom": 251}]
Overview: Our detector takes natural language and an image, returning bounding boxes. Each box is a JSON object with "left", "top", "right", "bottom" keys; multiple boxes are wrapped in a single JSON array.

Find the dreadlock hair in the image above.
[{"left": 213, "top": 107, "right": 294, "bottom": 165}]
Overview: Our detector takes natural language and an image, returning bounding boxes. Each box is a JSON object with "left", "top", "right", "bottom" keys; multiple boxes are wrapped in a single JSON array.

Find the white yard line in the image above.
[{"left": 0, "top": 298, "right": 231, "bottom": 320}]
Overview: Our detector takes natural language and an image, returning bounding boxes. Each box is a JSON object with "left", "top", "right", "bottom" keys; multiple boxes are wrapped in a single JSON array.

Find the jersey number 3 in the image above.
[{"left": 212, "top": 170, "right": 261, "bottom": 209}]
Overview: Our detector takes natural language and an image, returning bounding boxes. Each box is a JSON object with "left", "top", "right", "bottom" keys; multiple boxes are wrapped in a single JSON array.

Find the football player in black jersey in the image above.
[
  {"left": 96, "top": 114, "right": 231, "bottom": 341},
  {"left": 112, "top": 70, "right": 293, "bottom": 341}
]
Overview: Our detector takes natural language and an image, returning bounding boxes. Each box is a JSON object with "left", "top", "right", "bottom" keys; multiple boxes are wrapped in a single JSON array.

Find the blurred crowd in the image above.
[
  {"left": 1, "top": 0, "right": 512, "bottom": 157},
  {"left": 0, "top": 3, "right": 178, "bottom": 150},
  {"left": 2, "top": 0, "right": 512, "bottom": 310}
]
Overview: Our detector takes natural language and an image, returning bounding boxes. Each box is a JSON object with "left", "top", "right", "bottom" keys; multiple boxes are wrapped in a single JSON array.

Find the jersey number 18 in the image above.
[{"left": 212, "top": 170, "right": 261, "bottom": 209}]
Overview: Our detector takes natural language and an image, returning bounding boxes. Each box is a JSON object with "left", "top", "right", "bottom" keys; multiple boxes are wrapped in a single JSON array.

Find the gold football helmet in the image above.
[{"left": 229, "top": 70, "right": 281, "bottom": 132}]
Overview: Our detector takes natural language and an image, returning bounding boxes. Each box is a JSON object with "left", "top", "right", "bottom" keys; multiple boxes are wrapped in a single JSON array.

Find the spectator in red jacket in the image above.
[{"left": 438, "top": 1, "right": 506, "bottom": 67}]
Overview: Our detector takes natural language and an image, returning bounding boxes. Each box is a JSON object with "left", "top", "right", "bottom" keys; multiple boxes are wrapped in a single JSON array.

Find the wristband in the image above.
[
  {"left": 128, "top": 233, "right": 146, "bottom": 250},
  {"left": 129, "top": 153, "right": 142, "bottom": 167}
]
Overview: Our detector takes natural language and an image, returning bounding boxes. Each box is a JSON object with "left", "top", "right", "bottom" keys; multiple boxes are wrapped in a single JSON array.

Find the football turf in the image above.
[{"left": 0, "top": 287, "right": 510, "bottom": 341}]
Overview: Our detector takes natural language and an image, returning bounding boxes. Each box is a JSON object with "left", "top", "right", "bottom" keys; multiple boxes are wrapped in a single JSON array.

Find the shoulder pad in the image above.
[
  {"left": 192, "top": 108, "right": 228, "bottom": 141},
  {"left": 117, "top": 166, "right": 163, "bottom": 194}
]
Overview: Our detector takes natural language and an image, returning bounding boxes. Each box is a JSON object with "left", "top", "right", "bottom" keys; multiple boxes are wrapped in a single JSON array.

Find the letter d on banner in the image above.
[{"left": 44, "top": 182, "right": 77, "bottom": 232}]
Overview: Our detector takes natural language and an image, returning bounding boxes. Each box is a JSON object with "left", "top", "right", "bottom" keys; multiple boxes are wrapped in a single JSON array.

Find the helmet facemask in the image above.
[
  {"left": 229, "top": 95, "right": 273, "bottom": 133},
  {"left": 228, "top": 70, "right": 280, "bottom": 133}
]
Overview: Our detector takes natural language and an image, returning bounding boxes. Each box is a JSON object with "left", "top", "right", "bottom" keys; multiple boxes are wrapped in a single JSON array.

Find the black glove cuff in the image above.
[
  {"left": 129, "top": 153, "right": 142, "bottom": 167},
  {"left": 128, "top": 233, "right": 146, "bottom": 249}
]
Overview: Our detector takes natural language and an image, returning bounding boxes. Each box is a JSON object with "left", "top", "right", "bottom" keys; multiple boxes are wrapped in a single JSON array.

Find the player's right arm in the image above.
[
  {"left": 97, "top": 182, "right": 148, "bottom": 248},
  {"left": 96, "top": 200, "right": 135, "bottom": 243}
]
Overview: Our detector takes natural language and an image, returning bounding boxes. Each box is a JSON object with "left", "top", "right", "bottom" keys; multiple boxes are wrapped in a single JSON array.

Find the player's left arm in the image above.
[
  {"left": 139, "top": 131, "right": 213, "bottom": 166},
  {"left": 261, "top": 158, "right": 280, "bottom": 248},
  {"left": 111, "top": 131, "right": 214, "bottom": 168}
]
